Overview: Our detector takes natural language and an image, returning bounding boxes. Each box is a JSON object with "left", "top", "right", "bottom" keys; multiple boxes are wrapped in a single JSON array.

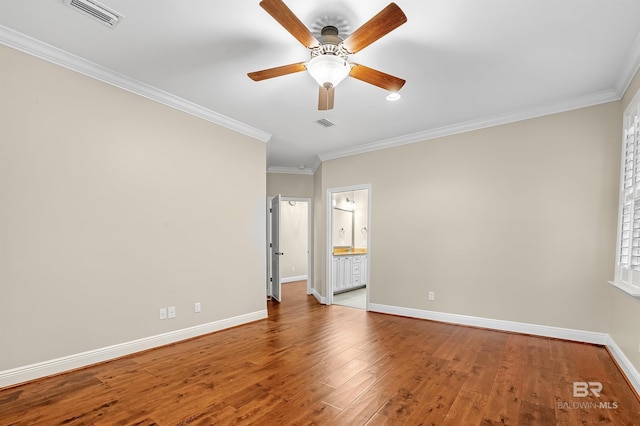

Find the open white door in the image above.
[{"left": 271, "top": 194, "right": 282, "bottom": 302}]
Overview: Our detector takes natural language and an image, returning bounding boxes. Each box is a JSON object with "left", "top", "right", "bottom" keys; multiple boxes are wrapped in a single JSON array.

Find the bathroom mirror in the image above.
[{"left": 332, "top": 207, "right": 353, "bottom": 248}]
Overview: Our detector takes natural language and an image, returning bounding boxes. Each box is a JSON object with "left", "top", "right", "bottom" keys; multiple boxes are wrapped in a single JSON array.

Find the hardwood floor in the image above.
[{"left": 1, "top": 280, "right": 639, "bottom": 425}]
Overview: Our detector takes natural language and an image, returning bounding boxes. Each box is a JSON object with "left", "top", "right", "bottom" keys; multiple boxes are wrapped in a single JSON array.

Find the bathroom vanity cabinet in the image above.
[{"left": 332, "top": 253, "right": 367, "bottom": 293}]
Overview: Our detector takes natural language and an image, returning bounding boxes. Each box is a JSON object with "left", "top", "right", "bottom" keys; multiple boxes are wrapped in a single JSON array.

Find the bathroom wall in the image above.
[
  {"left": 279, "top": 200, "right": 308, "bottom": 280},
  {"left": 353, "top": 189, "right": 369, "bottom": 248}
]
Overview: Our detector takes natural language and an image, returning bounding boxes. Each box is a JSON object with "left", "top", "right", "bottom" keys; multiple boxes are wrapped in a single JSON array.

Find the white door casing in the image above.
[
  {"left": 271, "top": 194, "right": 282, "bottom": 302},
  {"left": 326, "top": 185, "right": 371, "bottom": 308}
]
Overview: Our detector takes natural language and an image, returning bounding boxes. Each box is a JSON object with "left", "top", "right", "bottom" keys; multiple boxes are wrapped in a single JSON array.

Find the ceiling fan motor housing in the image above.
[
  {"left": 321, "top": 25, "right": 340, "bottom": 38},
  {"left": 311, "top": 26, "right": 349, "bottom": 59}
]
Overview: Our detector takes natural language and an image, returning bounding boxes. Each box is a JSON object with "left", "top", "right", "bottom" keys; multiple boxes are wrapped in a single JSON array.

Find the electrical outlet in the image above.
[
  {"left": 291, "top": 266, "right": 295, "bottom": 272},
  {"left": 194, "top": 302, "right": 201, "bottom": 313},
  {"left": 159, "top": 308, "right": 167, "bottom": 320},
  {"left": 428, "top": 291, "right": 435, "bottom": 301},
  {"left": 168, "top": 306, "right": 176, "bottom": 319}
]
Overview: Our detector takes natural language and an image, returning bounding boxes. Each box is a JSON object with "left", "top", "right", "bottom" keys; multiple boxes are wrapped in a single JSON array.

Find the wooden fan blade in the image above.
[
  {"left": 342, "top": 3, "right": 407, "bottom": 54},
  {"left": 318, "top": 86, "right": 335, "bottom": 110},
  {"left": 248, "top": 62, "right": 307, "bottom": 81},
  {"left": 260, "top": 0, "right": 320, "bottom": 49},
  {"left": 349, "top": 64, "right": 406, "bottom": 92}
]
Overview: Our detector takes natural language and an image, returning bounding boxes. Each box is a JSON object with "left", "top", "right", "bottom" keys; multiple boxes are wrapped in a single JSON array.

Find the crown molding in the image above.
[
  {"left": 615, "top": 30, "right": 640, "bottom": 96},
  {"left": 0, "top": 25, "right": 271, "bottom": 143},
  {"left": 318, "top": 89, "right": 620, "bottom": 162},
  {"left": 310, "top": 156, "right": 322, "bottom": 174},
  {"left": 266, "top": 155, "right": 321, "bottom": 175},
  {"left": 267, "top": 166, "right": 314, "bottom": 175},
  {"left": 4, "top": 23, "right": 636, "bottom": 168}
]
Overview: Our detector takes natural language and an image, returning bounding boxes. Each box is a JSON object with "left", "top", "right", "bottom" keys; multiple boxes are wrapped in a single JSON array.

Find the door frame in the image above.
[
  {"left": 270, "top": 195, "right": 282, "bottom": 302},
  {"left": 326, "top": 184, "right": 371, "bottom": 307},
  {"left": 267, "top": 196, "right": 313, "bottom": 296}
]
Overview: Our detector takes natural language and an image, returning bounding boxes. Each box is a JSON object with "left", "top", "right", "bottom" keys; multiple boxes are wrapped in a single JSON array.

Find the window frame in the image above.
[{"left": 611, "top": 89, "right": 640, "bottom": 297}]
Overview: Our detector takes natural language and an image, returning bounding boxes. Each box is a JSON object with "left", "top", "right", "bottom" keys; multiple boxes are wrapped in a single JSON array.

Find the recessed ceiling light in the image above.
[{"left": 386, "top": 92, "right": 402, "bottom": 101}]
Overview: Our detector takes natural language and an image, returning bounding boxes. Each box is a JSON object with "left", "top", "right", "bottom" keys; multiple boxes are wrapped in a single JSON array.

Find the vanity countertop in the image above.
[{"left": 333, "top": 248, "right": 368, "bottom": 256}]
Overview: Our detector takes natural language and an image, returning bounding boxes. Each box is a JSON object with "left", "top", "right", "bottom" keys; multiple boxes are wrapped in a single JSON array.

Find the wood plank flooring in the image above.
[{"left": 1, "top": 280, "right": 639, "bottom": 425}]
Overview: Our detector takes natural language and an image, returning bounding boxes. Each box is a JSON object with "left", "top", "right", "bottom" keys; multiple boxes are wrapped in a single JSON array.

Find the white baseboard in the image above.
[
  {"left": 368, "top": 303, "right": 608, "bottom": 344},
  {"left": 281, "top": 275, "right": 308, "bottom": 284},
  {"left": 4, "top": 302, "right": 640, "bottom": 397},
  {"left": 312, "top": 288, "right": 326, "bottom": 304},
  {"left": 0, "top": 309, "right": 267, "bottom": 389},
  {"left": 368, "top": 303, "right": 640, "bottom": 395},
  {"left": 606, "top": 336, "right": 640, "bottom": 395}
]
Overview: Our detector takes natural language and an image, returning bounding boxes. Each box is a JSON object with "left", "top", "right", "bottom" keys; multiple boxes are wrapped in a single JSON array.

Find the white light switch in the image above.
[
  {"left": 159, "top": 308, "right": 167, "bottom": 320},
  {"left": 194, "top": 302, "right": 201, "bottom": 313},
  {"left": 168, "top": 306, "right": 176, "bottom": 318}
]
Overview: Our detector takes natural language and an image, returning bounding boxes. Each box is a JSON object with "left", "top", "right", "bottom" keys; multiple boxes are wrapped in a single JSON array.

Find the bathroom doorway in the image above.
[{"left": 326, "top": 185, "right": 370, "bottom": 309}]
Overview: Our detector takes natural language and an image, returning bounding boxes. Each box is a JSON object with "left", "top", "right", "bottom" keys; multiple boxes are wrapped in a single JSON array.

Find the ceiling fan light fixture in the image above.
[{"left": 307, "top": 55, "right": 351, "bottom": 89}]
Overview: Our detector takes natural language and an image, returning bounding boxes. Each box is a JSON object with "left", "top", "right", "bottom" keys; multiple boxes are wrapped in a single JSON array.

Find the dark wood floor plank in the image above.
[
  {"left": 250, "top": 382, "right": 335, "bottom": 425},
  {"left": 481, "top": 334, "right": 535, "bottom": 425},
  {"left": 521, "top": 365, "right": 555, "bottom": 410},
  {"left": 322, "top": 371, "right": 379, "bottom": 410},
  {"left": 0, "top": 281, "right": 638, "bottom": 425},
  {"left": 321, "top": 358, "right": 373, "bottom": 388},
  {"left": 330, "top": 389, "right": 389, "bottom": 425},
  {"left": 518, "top": 400, "right": 556, "bottom": 426},
  {"left": 441, "top": 389, "right": 488, "bottom": 426},
  {"left": 403, "top": 360, "right": 469, "bottom": 424}
]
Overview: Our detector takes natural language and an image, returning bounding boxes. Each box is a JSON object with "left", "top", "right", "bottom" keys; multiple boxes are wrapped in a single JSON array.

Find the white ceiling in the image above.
[{"left": 2, "top": 0, "right": 640, "bottom": 173}]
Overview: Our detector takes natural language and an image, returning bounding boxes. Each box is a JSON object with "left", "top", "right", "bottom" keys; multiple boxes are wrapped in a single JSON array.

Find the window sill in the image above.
[{"left": 609, "top": 280, "right": 640, "bottom": 298}]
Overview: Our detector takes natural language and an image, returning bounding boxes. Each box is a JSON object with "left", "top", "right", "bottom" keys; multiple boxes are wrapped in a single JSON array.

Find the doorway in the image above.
[
  {"left": 326, "top": 185, "right": 371, "bottom": 309},
  {"left": 267, "top": 196, "right": 312, "bottom": 300}
]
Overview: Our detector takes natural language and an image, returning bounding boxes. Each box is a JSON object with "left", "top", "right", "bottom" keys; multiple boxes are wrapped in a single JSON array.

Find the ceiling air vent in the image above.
[
  {"left": 315, "top": 118, "right": 335, "bottom": 128},
  {"left": 63, "top": 0, "right": 124, "bottom": 28}
]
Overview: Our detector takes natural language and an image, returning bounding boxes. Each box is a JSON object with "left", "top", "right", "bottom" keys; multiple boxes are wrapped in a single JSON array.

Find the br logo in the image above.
[{"left": 573, "top": 381, "right": 602, "bottom": 397}]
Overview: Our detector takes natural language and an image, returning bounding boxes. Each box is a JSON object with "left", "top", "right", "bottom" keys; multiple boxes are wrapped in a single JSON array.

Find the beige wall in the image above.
[
  {"left": 623, "top": 70, "right": 640, "bottom": 108},
  {"left": 316, "top": 102, "right": 620, "bottom": 334},
  {"left": 267, "top": 172, "right": 314, "bottom": 198},
  {"left": 608, "top": 69, "right": 640, "bottom": 372},
  {"left": 0, "top": 45, "right": 267, "bottom": 371}
]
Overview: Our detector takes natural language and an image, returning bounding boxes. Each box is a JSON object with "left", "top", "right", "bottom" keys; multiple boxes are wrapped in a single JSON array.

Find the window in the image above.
[{"left": 612, "top": 90, "right": 640, "bottom": 296}]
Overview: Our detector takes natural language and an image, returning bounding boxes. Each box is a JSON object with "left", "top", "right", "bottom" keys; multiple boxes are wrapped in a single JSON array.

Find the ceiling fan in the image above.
[{"left": 248, "top": 0, "right": 407, "bottom": 110}]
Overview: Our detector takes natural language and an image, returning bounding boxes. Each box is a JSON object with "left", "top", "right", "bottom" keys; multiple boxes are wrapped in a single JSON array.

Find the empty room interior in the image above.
[{"left": 3, "top": 0, "right": 640, "bottom": 424}]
